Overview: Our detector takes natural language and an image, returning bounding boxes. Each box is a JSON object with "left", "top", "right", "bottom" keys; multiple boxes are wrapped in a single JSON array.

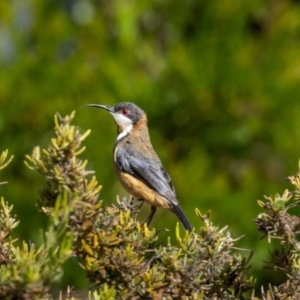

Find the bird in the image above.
[{"left": 85, "top": 102, "right": 192, "bottom": 231}]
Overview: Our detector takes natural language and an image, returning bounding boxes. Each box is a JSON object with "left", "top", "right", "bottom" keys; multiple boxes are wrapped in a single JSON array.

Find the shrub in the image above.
[{"left": 0, "top": 112, "right": 299, "bottom": 299}]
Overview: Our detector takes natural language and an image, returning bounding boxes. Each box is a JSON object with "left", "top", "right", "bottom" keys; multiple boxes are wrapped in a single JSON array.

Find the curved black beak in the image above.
[{"left": 84, "top": 104, "right": 114, "bottom": 113}]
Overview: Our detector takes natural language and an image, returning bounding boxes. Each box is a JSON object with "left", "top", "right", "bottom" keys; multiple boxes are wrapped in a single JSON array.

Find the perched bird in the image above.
[{"left": 85, "top": 102, "right": 192, "bottom": 231}]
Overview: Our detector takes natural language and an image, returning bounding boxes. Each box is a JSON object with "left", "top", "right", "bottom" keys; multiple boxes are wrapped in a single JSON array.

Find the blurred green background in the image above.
[{"left": 1, "top": 0, "right": 300, "bottom": 294}]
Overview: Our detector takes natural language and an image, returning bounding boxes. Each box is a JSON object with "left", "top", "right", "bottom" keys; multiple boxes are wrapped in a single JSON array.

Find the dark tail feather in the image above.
[{"left": 170, "top": 203, "right": 192, "bottom": 231}]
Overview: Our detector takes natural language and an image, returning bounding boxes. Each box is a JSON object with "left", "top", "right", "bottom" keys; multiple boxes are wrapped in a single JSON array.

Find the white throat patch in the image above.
[{"left": 113, "top": 113, "right": 133, "bottom": 141}]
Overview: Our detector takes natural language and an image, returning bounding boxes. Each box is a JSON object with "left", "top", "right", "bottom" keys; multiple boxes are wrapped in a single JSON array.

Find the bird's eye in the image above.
[{"left": 122, "top": 109, "right": 129, "bottom": 115}]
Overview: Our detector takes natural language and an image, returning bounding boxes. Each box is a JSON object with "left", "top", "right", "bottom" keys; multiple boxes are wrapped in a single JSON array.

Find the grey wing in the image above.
[
  {"left": 116, "top": 146, "right": 178, "bottom": 204},
  {"left": 160, "top": 165, "right": 176, "bottom": 196}
]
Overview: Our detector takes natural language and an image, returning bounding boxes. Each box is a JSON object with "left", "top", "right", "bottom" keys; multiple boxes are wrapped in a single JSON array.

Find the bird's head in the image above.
[{"left": 85, "top": 102, "right": 146, "bottom": 140}]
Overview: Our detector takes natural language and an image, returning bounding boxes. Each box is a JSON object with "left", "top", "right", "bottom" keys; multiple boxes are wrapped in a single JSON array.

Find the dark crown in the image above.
[{"left": 113, "top": 102, "right": 145, "bottom": 124}]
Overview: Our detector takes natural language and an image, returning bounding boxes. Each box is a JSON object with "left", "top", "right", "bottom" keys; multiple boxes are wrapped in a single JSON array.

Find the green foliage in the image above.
[
  {"left": 25, "top": 111, "right": 97, "bottom": 214},
  {"left": 254, "top": 167, "right": 300, "bottom": 299},
  {"left": 0, "top": 150, "right": 73, "bottom": 299},
  {"left": 0, "top": 151, "right": 13, "bottom": 172},
  {"left": 0, "top": 198, "right": 18, "bottom": 268}
]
